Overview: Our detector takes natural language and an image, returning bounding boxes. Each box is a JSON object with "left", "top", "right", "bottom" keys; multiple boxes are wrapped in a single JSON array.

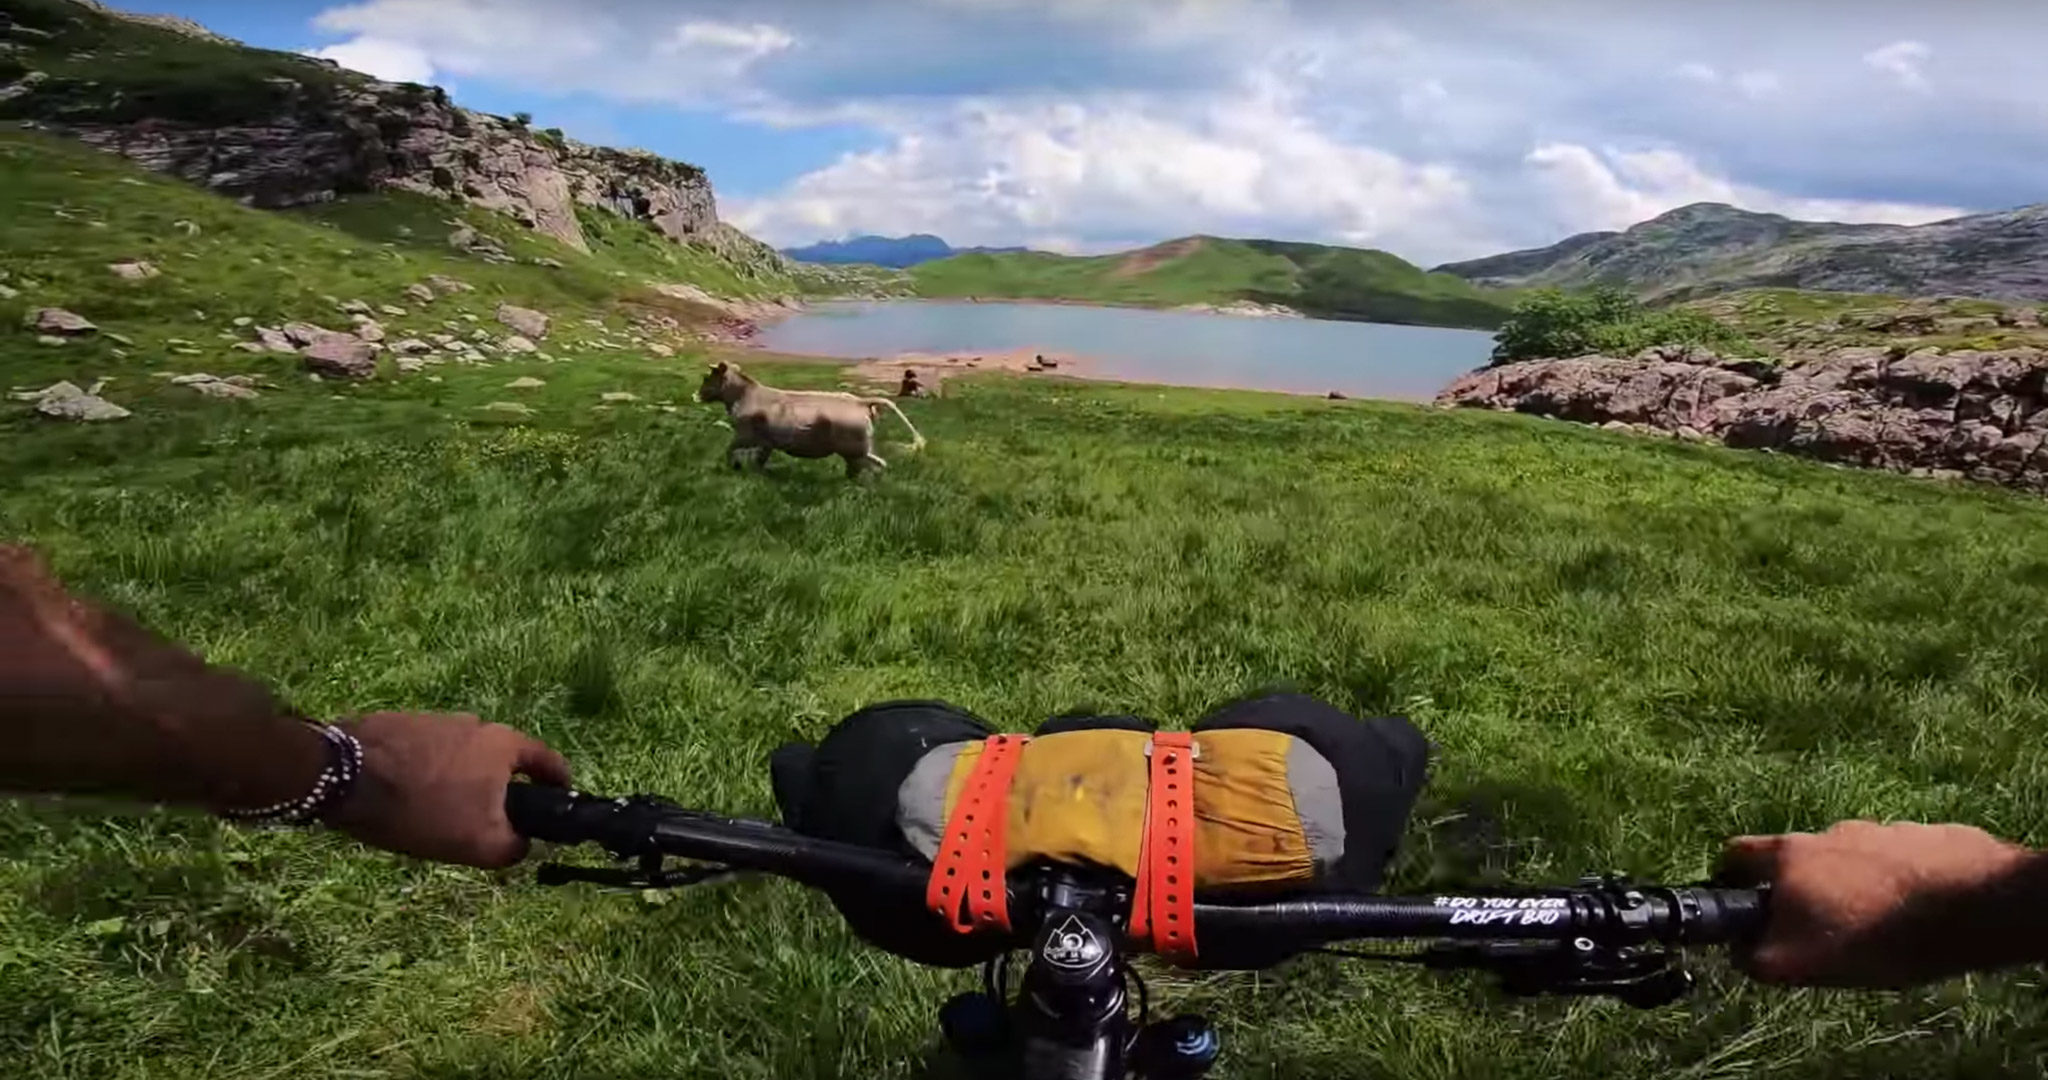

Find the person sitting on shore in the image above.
[{"left": 898, "top": 369, "right": 924, "bottom": 398}]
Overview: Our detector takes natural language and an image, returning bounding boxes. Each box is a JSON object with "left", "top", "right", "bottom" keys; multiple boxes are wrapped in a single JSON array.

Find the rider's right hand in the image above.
[{"left": 1720, "top": 820, "right": 2039, "bottom": 988}]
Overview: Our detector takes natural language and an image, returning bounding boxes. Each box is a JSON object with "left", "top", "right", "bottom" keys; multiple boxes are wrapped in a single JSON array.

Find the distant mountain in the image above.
[
  {"left": 1434, "top": 202, "right": 2048, "bottom": 303},
  {"left": 781, "top": 234, "right": 1028, "bottom": 268},
  {"left": 909, "top": 235, "right": 1513, "bottom": 331}
]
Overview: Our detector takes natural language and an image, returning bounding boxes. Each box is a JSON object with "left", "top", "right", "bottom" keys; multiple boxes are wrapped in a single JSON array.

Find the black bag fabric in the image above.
[{"left": 769, "top": 694, "right": 1429, "bottom": 969}]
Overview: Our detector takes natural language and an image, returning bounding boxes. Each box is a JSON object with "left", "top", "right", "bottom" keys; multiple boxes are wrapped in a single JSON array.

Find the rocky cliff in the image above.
[
  {"left": 1436, "top": 202, "right": 2048, "bottom": 304},
  {"left": 1, "top": 0, "right": 729, "bottom": 257}
]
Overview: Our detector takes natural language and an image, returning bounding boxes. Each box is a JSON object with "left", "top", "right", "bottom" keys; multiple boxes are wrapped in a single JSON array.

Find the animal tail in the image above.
[{"left": 862, "top": 397, "right": 927, "bottom": 453}]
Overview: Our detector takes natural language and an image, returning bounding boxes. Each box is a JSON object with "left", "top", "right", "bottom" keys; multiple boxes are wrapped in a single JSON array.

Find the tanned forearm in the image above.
[
  {"left": 0, "top": 545, "right": 325, "bottom": 811},
  {"left": 1898, "top": 848, "right": 2048, "bottom": 975}
]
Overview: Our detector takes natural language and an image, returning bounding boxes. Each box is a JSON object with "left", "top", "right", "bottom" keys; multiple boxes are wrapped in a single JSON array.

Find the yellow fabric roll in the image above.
[{"left": 940, "top": 729, "right": 1315, "bottom": 887}]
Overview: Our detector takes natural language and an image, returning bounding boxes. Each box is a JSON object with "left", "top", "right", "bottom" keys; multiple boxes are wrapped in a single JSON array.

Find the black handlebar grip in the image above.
[
  {"left": 1674, "top": 885, "right": 1770, "bottom": 945},
  {"left": 505, "top": 783, "right": 588, "bottom": 843}
]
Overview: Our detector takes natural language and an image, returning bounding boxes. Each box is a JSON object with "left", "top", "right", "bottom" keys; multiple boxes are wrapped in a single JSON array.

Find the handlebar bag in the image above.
[{"left": 770, "top": 693, "right": 1428, "bottom": 968}]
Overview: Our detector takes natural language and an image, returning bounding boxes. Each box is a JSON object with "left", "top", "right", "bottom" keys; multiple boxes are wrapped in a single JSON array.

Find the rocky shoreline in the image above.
[{"left": 1438, "top": 343, "right": 2048, "bottom": 492}]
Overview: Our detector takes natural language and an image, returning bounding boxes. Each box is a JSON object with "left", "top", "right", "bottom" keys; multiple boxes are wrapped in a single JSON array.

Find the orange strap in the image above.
[
  {"left": 1129, "top": 732, "right": 1199, "bottom": 963},
  {"left": 926, "top": 734, "right": 1030, "bottom": 933}
]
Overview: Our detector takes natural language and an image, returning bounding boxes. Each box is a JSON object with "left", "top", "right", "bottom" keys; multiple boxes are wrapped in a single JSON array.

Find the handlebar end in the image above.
[{"left": 505, "top": 782, "right": 588, "bottom": 844}]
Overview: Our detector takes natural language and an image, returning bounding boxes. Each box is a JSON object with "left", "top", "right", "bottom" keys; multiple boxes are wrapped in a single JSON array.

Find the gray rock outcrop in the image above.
[
  {"left": 26, "top": 307, "right": 96, "bottom": 335},
  {"left": 19, "top": 381, "right": 130, "bottom": 421},
  {"left": 1439, "top": 346, "right": 2048, "bottom": 491},
  {"left": 301, "top": 337, "right": 378, "bottom": 379},
  {"left": 495, "top": 304, "right": 549, "bottom": 339},
  {"left": 44, "top": 79, "right": 720, "bottom": 253}
]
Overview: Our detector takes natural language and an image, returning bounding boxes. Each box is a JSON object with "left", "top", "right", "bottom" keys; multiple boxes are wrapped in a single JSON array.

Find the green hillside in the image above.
[
  {"left": 0, "top": 126, "right": 807, "bottom": 398},
  {"left": 909, "top": 235, "right": 1513, "bottom": 330}
]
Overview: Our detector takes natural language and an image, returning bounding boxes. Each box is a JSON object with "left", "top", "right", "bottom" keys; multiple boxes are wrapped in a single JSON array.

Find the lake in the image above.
[{"left": 754, "top": 301, "right": 1496, "bottom": 401}]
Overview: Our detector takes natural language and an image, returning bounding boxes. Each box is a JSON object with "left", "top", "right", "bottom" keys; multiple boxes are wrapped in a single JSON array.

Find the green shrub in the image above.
[{"left": 1490, "top": 286, "right": 1754, "bottom": 365}]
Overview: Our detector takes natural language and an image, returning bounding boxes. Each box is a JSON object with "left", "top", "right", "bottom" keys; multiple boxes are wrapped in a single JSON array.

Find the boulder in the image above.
[
  {"left": 302, "top": 337, "right": 378, "bottom": 379},
  {"left": 26, "top": 382, "right": 131, "bottom": 422},
  {"left": 173, "top": 374, "right": 259, "bottom": 399},
  {"left": 254, "top": 326, "right": 299, "bottom": 353},
  {"left": 391, "top": 338, "right": 434, "bottom": 355},
  {"left": 496, "top": 303, "right": 550, "bottom": 339},
  {"left": 601, "top": 391, "right": 640, "bottom": 403},
  {"left": 648, "top": 342, "right": 674, "bottom": 358},
  {"left": 26, "top": 308, "right": 96, "bottom": 336},
  {"left": 505, "top": 376, "right": 546, "bottom": 389},
  {"left": 480, "top": 401, "right": 536, "bottom": 417},
  {"left": 394, "top": 356, "right": 427, "bottom": 373},
  {"left": 281, "top": 321, "right": 343, "bottom": 348},
  {"left": 108, "top": 260, "right": 160, "bottom": 281},
  {"left": 404, "top": 282, "right": 436, "bottom": 304},
  {"left": 339, "top": 299, "right": 373, "bottom": 315},
  {"left": 426, "top": 274, "right": 474, "bottom": 295},
  {"left": 380, "top": 304, "right": 408, "bottom": 317},
  {"left": 351, "top": 318, "right": 387, "bottom": 343},
  {"left": 502, "top": 334, "right": 538, "bottom": 354}
]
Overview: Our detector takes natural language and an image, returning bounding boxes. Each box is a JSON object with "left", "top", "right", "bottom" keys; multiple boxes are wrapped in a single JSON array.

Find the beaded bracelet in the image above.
[{"left": 218, "top": 722, "right": 365, "bottom": 826}]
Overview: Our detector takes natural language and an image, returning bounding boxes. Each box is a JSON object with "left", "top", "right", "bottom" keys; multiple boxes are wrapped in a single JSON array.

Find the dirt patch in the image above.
[
  {"left": 1109, "top": 236, "right": 1207, "bottom": 279},
  {"left": 848, "top": 347, "right": 1089, "bottom": 390}
]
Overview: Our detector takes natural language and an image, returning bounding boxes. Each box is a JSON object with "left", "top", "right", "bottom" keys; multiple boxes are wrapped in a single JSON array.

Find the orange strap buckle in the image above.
[
  {"left": 1130, "top": 732, "right": 1199, "bottom": 963},
  {"left": 926, "top": 734, "right": 1030, "bottom": 933}
]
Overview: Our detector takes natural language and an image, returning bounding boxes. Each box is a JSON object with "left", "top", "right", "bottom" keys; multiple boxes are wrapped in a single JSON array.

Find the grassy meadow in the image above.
[{"left": 5, "top": 127, "right": 2048, "bottom": 1079}]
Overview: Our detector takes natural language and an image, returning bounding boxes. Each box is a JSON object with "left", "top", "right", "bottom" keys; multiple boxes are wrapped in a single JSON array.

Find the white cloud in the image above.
[
  {"left": 1524, "top": 143, "right": 1963, "bottom": 236},
  {"left": 1733, "top": 70, "right": 1782, "bottom": 100},
  {"left": 662, "top": 21, "right": 795, "bottom": 62},
  {"left": 727, "top": 94, "right": 1493, "bottom": 261},
  {"left": 300, "top": 0, "right": 2048, "bottom": 258},
  {"left": 1674, "top": 63, "right": 1777, "bottom": 100},
  {"left": 307, "top": 37, "right": 437, "bottom": 84},
  {"left": 1863, "top": 40, "right": 1932, "bottom": 93}
]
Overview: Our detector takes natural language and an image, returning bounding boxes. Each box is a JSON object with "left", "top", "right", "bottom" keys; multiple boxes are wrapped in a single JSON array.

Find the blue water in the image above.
[{"left": 755, "top": 301, "right": 1495, "bottom": 401}]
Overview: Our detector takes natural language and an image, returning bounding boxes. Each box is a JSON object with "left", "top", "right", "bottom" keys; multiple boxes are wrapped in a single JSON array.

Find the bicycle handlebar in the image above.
[{"left": 506, "top": 784, "right": 1767, "bottom": 953}]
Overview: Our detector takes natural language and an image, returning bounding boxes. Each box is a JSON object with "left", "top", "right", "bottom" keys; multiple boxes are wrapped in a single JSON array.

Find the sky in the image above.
[{"left": 129, "top": 0, "right": 2048, "bottom": 265}]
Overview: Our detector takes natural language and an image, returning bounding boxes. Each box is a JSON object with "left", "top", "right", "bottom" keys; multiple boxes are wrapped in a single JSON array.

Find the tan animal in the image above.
[{"left": 697, "top": 362, "right": 926, "bottom": 478}]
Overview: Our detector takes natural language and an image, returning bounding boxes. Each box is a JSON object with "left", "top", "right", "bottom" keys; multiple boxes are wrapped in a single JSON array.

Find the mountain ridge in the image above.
[
  {"left": 909, "top": 234, "right": 1513, "bottom": 330},
  {"left": 1435, "top": 201, "right": 2048, "bottom": 303},
  {"left": 782, "top": 234, "right": 1028, "bottom": 268}
]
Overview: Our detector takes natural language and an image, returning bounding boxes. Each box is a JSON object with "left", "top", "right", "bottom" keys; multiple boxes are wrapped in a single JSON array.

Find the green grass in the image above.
[
  {"left": 10, "top": 361, "right": 2048, "bottom": 1078},
  {"left": 1694, "top": 289, "right": 2048, "bottom": 355},
  {"left": 0, "top": 0, "right": 361, "bottom": 126},
  {"left": 10, "top": 99, "right": 2048, "bottom": 1080},
  {"left": 909, "top": 236, "right": 1513, "bottom": 331}
]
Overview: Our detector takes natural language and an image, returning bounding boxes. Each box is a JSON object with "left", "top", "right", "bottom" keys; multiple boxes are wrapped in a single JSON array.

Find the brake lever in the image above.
[
  {"left": 1418, "top": 939, "right": 1695, "bottom": 1009},
  {"left": 537, "top": 851, "right": 737, "bottom": 890}
]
